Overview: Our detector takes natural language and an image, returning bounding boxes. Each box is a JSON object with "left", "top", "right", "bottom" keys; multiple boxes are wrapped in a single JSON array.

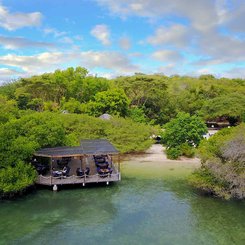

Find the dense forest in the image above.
[{"left": 0, "top": 67, "right": 244, "bottom": 199}]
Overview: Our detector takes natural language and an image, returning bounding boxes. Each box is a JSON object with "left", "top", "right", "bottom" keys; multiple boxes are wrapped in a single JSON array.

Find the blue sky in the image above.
[{"left": 0, "top": 0, "right": 244, "bottom": 82}]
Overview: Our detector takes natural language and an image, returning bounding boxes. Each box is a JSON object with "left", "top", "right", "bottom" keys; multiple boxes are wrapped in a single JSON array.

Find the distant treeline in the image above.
[{"left": 1, "top": 67, "right": 245, "bottom": 125}]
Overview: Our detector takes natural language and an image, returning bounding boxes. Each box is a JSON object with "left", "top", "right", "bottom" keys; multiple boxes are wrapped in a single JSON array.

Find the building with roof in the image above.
[{"left": 33, "top": 139, "right": 121, "bottom": 190}]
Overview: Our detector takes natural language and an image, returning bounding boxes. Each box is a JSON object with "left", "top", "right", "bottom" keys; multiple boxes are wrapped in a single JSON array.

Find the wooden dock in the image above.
[
  {"left": 34, "top": 139, "right": 121, "bottom": 188},
  {"left": 36, "top": 172, "right": 121, "bottom": 186}
]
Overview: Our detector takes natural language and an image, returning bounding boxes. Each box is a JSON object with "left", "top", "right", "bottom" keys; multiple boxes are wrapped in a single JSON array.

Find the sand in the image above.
[{"left": 123, "top": 144, "right": 201, "bottom": 169}]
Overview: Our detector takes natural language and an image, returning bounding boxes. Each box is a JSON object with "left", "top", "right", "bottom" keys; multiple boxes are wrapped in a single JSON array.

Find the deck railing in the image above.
[{"left": 36, "top": 172, "right": 121, "bottom": 186}]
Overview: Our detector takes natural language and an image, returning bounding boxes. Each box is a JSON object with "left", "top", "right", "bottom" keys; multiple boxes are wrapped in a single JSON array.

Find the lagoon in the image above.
[{"left": 0, "top": 152, "right": 244, "bottom": 245}]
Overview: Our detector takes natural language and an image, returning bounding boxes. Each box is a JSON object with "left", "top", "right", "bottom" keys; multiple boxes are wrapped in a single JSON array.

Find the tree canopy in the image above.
[
  {"left": 189, "top": 124, "right": 245, "bottom": 199},
  {"left": 161, "top": 113, "right": 207, "bottom": 159}
]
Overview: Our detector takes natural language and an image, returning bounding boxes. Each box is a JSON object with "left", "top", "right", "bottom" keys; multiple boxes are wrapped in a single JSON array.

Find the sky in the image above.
[{"left": 0, "top": 0, "right": 244, "bottom": 82}]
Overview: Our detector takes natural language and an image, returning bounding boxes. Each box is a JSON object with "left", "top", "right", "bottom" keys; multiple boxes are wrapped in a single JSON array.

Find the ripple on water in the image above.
[{"left": 0, "top": 157, "right": 244, "bottom": 245}]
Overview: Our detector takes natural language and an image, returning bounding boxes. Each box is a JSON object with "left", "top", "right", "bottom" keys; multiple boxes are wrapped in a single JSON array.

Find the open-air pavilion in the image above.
[{"left": 33, "top": 139, "right": 121, "bottom": 189}]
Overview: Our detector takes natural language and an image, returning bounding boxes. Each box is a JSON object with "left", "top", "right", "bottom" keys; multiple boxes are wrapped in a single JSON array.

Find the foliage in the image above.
[
  {"left": 0, "top": 81, "right": 19, "bottom": 99},
  {"left": 128, "top": 106, "right": 148, "bottom": 123},
  {"left": 189, "top": 124, "right": 245, "bottom": 199},
  {"left": 188, "top": 167, "right": 230, "bottom": 199},
  {"left": 114, "top": 74, "right": 170, "bottom": 124},
  {"left": 201, "top": 94, "right": 245, "bottom": 124},
  {"left": 180, "top": 143, "right": 195, "bottom": 158},
  {"left": 0, "top": 112, "right": 66, "bottom": 167},
  {"left": 2, "top": 67, "right": 245, "bottom": 125},
  {"left": 165, "top": 143, "right": 195, "bottom": 159},
  {"left": 0, "top": 95, "right": 19, "bottom": 124},
  {"left": 0, "top": 162, "right": 37, "bottom": 197},
  {"left": 61, "top": 113, "right": 155, "bottom": 153},
  {"left": 104, "top": 117, "right": 155, "bottom": 153},
  {"left": 166, "top": 147, "right": 182, "bottom": 160},
  {"left": 1, "top": 67, "right": 245, "bottom": 197},
  {"left": 85, "top": 89, "right": 130, "bottom": 117},
  {"left": 161, "top": 112, "right": 207, "bottom": 149},
  {"left": 61, "top": 98, "right": 82, "bottom": 113}
]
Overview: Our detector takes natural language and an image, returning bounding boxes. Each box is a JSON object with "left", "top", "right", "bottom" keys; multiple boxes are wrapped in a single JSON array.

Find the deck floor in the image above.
[{"left": 36, "top": 156, "right": 120, "bottom": 186}]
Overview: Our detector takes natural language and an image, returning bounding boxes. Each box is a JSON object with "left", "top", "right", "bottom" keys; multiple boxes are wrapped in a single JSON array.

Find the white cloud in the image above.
[
  {"left": 195, "top": 31, "right": 245, "bottom": 65},
  {"left": 0, "top": 52, "right": 70, "bottom": 74},
  {"left": 119, "top": 37, "right": 131, "bottom": 50},
  {"left": 147, "top": 24, "right": 189, "bottom": 47},
  {"left": 156, "top": 63, "right": 178, "bottom": 76},
  {"left": 0, "top": 68, "right": 23, "bottom": 82},
  {"left": 90, "top": 24, "right": 111, "bottom": 45},
  {"left": 152, "top": 50, "right": 182, "bottom": 62},
  {"left": 0, "top": 67, "right": 22, "bottom": 76},
  {"left": 0, "top": 50, "right": 138, "bottom": 78},
  {"left": 96, "top": 0, "right": 245, "bottom": 33},
  {"left": 222, "top": 66, "right": 245, "bottom": 78},
  {"left": 0, "top": 4, "right": 42, "bottom": 31},
  {"left": 79, "top": 51, "right": 138, "bottom": 72},
  {"left": 44, "top": 28, "right": 67, "bottom": 37},
  {"left": 0, "top": 35, "right": 55, "bottom": 50},
  {"left": 59, "top": 37, "right": 74, "bottom": 44},
  {"left": 215, "top": 0, "right": 245, "bottom": 33},
  {"left": 95, "top": 0, "right": 219, "bottom": 31}
]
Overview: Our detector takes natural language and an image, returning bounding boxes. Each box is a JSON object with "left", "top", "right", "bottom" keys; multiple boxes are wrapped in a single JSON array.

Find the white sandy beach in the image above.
[{"left": 123, "top": 144, "right": 201, "bottom": 169}]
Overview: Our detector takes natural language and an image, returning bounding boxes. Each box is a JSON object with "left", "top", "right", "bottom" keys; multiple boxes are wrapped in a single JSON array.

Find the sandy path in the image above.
[{"left": 123, "top": 144, "right": 201, "bottom": 168}]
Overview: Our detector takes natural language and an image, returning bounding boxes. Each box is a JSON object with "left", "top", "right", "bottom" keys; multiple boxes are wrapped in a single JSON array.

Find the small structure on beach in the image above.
[
  {"left": 99, "top": 113, "right": 112, "bottom": 120},
  {"left": 33, "top": 139, "right": 120, "bottom": 190}
]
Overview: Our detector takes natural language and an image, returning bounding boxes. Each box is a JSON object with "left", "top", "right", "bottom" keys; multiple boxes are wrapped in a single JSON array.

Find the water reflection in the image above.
[
  {"left": 0, "top": 185, "right": 118, "bottom": 244},
  {"left": 0, "top": 157, "right": 245, "bottom": 245}
]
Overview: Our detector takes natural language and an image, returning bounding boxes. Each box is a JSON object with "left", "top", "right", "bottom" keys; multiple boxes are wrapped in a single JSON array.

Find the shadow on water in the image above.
[{"left": 0, "top": 157, "right": 245, "bottom": 245}]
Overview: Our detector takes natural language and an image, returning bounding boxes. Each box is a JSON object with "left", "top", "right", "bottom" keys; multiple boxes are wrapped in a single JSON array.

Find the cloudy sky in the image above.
[{"left": 0, "top": 0, "right": 244, "bottom": 81}]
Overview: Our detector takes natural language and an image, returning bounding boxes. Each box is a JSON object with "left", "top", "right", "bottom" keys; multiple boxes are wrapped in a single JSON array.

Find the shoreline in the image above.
[{"left": 122, "top": 144, "right": 201, "bottom": 167}]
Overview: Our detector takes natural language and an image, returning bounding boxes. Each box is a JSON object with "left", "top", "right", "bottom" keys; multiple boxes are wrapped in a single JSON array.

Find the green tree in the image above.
[
  {"left": 189, "top": 124, "right": 245, "bottom": 199},
  {"left": 0, "top": 161, "right": 37, "bottom": 197},
  {"left": 161, "top": 113, "right": 207, "bottom": 159},
  {"left": 162, "top": 113, "right": 207, "bottom": 148},
  {"left": 115, "top": 74, "right": 170, "bottom": 124},
  {"left": 86, "top": 89, "right": 130, "bottom": 117},
  {"left": 0, "top": 95, "right": 18, "bottom": 124},
  {"left": 201, "top": 94, "right": 245, "bottom": 125},
  {"left": 61, "top": 98, "right": 82, "bottom": 113},
  {"left": 128, "top": 106, "right": 148, "bottom": 123},
  {"left": 0, "top": 112, "right": 66, "bottom": 167}
]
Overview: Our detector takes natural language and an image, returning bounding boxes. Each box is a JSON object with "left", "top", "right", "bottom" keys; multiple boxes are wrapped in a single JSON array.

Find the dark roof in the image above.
[
  {"left": 80, "top": 139, "right": 118, "bottom": 155},
  {"left": 34, "top": 139, "right": 119, "bottom": 157}
]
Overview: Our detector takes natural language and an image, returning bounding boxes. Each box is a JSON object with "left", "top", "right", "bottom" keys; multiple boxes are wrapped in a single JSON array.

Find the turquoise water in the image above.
[{"left": 0, "top": 159, "right": 244, "bottom": 245}]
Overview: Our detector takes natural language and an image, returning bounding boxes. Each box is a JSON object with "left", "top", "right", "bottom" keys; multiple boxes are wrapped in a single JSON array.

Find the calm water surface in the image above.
[{"left": 0, "top": 158, "right": 244, "bottom": 245}]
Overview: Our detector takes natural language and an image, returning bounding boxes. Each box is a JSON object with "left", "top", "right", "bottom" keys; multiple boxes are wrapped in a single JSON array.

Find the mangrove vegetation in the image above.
[{"left": 0, "top": 67, "right": 245, "bottom": 199}]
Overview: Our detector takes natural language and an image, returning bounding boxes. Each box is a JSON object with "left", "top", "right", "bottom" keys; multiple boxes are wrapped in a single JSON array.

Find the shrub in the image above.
[
  {"left": 180, "top": 143, "right": 195, "bottom": 158},
  {"left": 189, "top": 123, "right": 245, "bottom": 199},
  {"left": 0, "top": 162, "right": 37, "bottom": 197},
  {"left": 166, "top": 147, "right": 182, "bottom": 159}
]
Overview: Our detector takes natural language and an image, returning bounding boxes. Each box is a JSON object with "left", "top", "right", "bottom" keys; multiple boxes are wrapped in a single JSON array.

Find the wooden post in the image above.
[
  {"left": 118, "top": 154, "right": 121, "bottom": 173},
  {"left": 109, "top": 154, "right": 112, "bottom": 168},
  {"left": 50, "top": 157, "right": 53, "bottom": 185}
]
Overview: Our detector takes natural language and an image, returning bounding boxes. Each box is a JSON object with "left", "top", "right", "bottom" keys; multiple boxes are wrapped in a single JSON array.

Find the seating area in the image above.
[
  {"left": 34, "top": 139, "right": 120, "bottom": 186},
  {"left": 52, "top": 165, "right": 71, "bottom": 178},
  {"left": 76, "top": 167, "right": 90, "bottom": 177},
  {"left": 32, "top": 159, "right": 50, "bottom": 175},
  {"left": 94, "top": 155, "right": 113, "bottom": 177}
]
